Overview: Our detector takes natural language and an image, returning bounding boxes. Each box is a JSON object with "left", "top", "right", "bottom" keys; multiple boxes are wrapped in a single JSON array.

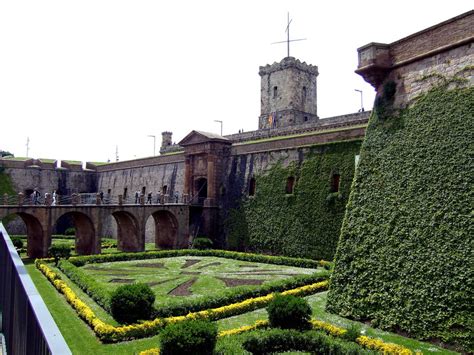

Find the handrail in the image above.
[{"left": 0, "top": 223, "right": 71, "bottom": 355}]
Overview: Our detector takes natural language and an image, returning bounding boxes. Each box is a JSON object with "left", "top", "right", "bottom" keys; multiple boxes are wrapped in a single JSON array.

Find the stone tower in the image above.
[
  {"left": 160, "top": 131, "right": 173, "bottom": 153},
  {"left": 259, "top": 57, "right": 319, "bottom": 129}
]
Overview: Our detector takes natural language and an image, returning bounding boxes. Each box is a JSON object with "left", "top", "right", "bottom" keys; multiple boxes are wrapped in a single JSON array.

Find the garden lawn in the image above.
[{"left": 75, "top": 256, "right": 321, "bottom": 308}]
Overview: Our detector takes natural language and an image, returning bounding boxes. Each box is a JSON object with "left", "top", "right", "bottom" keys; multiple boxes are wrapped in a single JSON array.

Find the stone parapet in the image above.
[
  {"left": 259, "top": 56, "right": 319, "bottom": 76},
  {"left": 95, "top": 152, "right": 185, "bottom": 172},
  {"left": 356, "top": 10, "right": 474, "bottom": 89},
  {"left": 225, "top": 111, "right": 370, "bottom": 144}
]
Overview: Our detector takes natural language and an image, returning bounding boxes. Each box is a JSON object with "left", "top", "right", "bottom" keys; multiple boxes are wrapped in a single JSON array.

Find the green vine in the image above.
[
  {"left": 225, "top": 141, "right": 361, "bottom": 261},
  {"left": 327, "top": 86, "right": 474, "bottom": 352}
]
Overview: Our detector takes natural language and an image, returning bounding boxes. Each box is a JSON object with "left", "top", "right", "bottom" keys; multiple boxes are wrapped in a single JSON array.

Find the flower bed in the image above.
[{"left": 36, "top": 251, "right": 329, "bottom": 342}]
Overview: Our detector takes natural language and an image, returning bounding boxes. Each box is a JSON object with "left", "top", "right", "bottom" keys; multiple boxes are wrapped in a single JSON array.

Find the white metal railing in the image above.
[{"left": 0, "top": 223, "right": 71, "bottom": 354}]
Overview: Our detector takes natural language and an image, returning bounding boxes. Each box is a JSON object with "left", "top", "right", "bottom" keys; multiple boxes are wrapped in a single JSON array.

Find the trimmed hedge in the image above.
[
  {"left": 242, "top": 328, "right": 375, "bottom": 354},
  {"left": 267, "top": 294, "right": 312, "bottom": 330},
  {"left": 67, "top": 249, "right": 329, "bottom": 269},
  {"left": 58, "top": 254, "right": 329, "bottom": 318},
  {"left": 36, "top": 259, "right": 328, "bottom": 342},
  {"left": 110, "top": 283, "right": 155, "bottom": 324},
  {"left": 160, "top": 319, "right": 217, "bottom": 355},
  {"left": 327, "top": 86, "right": 474, "bottom": 351},
  {"left": 225, "top": 140, "right": 362, "bottom": 261}
]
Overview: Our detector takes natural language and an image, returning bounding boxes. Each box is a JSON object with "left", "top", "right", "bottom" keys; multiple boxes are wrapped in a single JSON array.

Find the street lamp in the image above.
[
  {"left": 147, "top": 135, "right": 156, "bottom": 156},
  {"left": 354, "top": 89, "right": 364, "bottom": 112},
  {"left": 214, "top": 120, "right": 223, "bottom": 136}
]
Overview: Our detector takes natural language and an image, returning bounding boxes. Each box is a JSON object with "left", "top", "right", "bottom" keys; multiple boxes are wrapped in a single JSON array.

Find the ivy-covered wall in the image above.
[
  {"left": 326, "top": 87, "right": 473, "bottom": 351},
  {"left": 0, "top": 168, "right": 15, "bottom": 197},
  {"left": 224, "top": 140, "right": 361, "bottom": 261}
]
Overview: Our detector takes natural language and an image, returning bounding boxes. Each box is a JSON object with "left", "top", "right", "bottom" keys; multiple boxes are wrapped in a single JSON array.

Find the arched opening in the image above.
[
  {"left": 57, "top": 212, "right": 97, "bottom": 255},
  {"left": 194, "top": 178, "right": 207, "bottom": 204},
  {"left": 286, "top": 176, "right": 295, "bottom": 194},
  {"left": 3, "top": 212, "right": 45, "bottom": 258},
  {"left": 152, "top": 210, "right": 178, "bottom": 249},
  {"left": 249, "top": 177, "right": 256, "bottom": 196},
  {"left": 112, "top": 211, "right": 141, "bottom": 252}
]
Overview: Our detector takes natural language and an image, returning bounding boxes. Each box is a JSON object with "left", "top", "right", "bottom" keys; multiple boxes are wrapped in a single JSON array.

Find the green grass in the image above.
[
  {"left": 0, "top": 156, "right": 29, "bottom": 161},
  {"left": 38, "top": 158, "right": 57, "bottom": 163},
  {"left": 26, "top": 262, "right": 162, "bottom": 354},
  {"left": 25, "top": 259, "right": 457, "bottom": 354},
  {"left": 72, "top": 256, "right": 320, "bottom": 308},
  {"left": 217, "top": 292, "right": 458, "bottom": 354}
]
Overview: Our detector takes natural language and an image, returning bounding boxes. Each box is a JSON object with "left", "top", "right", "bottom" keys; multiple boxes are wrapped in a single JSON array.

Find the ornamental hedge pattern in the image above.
[
  {"left": 226, "top": 140, "right": 361, "bottom": 261},
  {"left": 327, "top": 86, "right": 473, "bottom": 351}
]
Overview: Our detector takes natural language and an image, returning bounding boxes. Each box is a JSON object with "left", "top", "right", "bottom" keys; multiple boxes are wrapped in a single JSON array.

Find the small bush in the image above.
[
  {"left": 160, "top": 319, "right": 217, "bottom": 355},
  {"left": 192, "top": 237, "right": 213, "bottom": 250},
  {"left": 11, "top": 237, "right": 23, "bottom": 249},
  {"left": 64, "top": 227, "right": 76, "bottom": 235},
  {"left": 267, "top": 294, "right": 312, "bottom": 330},
  {"left": 48, "top": 243, "right": 71, "bottom": 265},
  {"left": 110, "top": 283, "right": 155, "bottom": 324}
]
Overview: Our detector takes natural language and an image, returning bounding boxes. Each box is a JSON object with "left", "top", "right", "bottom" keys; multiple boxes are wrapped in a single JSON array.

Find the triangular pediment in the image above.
[{"left": 179, "top": 130, "right": 230, "bottom": 146}]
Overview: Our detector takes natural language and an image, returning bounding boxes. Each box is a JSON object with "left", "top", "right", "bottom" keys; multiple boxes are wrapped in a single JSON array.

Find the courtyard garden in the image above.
[{"left": 20, "top": 245, "right": 458, "bottom": 354}]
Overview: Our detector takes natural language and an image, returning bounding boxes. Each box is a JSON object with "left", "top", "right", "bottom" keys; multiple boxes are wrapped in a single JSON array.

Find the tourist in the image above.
[
  {"left": 174, "top": 191, "right": 179, "bottom": 203},
  {"left": 33, "top": 188, "right": 40, "bottom": 205},
  {"left": 52, "top": 190, "right": 57, "bottom": 205},
  {"left": 147, "top": 192, "right": 152, "bottom": 204},
  {"left": 135, "top": 191, "right": 139, "bottom": 204},
  {"left": 156, "top": 191, "right": 161, "bottom": 204},
  {"left": 99, "top": 191, "right": 104, "bottom": 203}
]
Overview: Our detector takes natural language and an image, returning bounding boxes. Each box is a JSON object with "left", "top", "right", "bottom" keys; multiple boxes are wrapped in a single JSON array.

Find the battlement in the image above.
[{"left": 259, "top": 56, "right": 319, "bottom": 76}]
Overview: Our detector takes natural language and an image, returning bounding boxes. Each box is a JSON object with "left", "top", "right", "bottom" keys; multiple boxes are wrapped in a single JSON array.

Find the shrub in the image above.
[
  {"left": 160, "top": 319, "right": 217, "bottom": 355},
  {"left": 64, "top": 227, "right": 76, "bottom": 235},
  {"left": 48, "top": 243, "right": 71, "bottom": 265},
  {"left": 267, "top": 294, "right": 312, "bottom": 330},
  {"left": 11, "top": 237, "right": 23, "bottom": 249},
  {"left": 192, "top": 237, "right": 213, "bottom": 250},
  {"left": 110, "top": 283, "right": 155, "bottom": 324},
  {"left": 242, "top": 328, "right": 374, "bottom": 354}
]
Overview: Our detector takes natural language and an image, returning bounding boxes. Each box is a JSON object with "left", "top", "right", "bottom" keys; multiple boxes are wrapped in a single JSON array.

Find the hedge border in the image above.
[
  {"left": 138, "top": 318, "right": 416, "bottom": 355},
  {"left": 36, "top": 259, "right": 328, "bottom": 342},
  {"left": 58, "top": 249, "right": 330, "bottom": 317}
]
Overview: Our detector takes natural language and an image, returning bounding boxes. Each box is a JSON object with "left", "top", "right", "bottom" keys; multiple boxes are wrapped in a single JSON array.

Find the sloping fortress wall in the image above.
[{"left": 327, "top": 10, "right": 473, "bottom": 352}]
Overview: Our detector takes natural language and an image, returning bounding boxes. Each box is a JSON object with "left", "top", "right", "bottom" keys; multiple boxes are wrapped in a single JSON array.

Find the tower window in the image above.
[
  {"left": 330, "top": 174, "right": 340, "bottom": 193},
  {"left": 162, "top": 185, "right": 168, "bottom": 195},
  {"left": 286, "top": 176, "right": 295, "bottom": 194},
  {"left": 273, "top": 86, "right": 278, "bottom": 99},
  {"left": 123, "top": 187, "right": 128, "bottom": 198},
  {"left": 249, "top": 177, "right": 256, "bottom": 196},
  {"left": 304, "top": 116, "right": 308, "bottom": 122},
  {"left": 141, "top": 186, "right": 146, "bottom": 194},
  {"left": 303, "top": 86, "right": 307, "bottom": 102}
]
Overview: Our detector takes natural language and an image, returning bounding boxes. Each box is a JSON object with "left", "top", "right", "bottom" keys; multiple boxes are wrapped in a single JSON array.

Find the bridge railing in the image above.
[
  {"left": 0, "top": 193, "right": 190, "bottom": 207},
  {"left": 0, "top": 223, "right": 71, "bottom": 355}
]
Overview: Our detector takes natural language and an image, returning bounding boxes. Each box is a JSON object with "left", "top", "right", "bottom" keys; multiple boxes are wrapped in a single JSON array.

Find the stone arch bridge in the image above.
[{"left": 0, "top": 204, "right": 189, "bottom": 258}]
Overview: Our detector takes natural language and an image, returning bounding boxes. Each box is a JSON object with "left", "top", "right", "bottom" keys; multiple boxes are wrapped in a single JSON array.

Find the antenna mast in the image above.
[{"left": 271, "top": 12, "right": 307, "bottom": 58}]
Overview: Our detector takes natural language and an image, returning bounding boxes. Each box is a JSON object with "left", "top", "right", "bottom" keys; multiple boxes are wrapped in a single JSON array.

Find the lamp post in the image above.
[
  {"left": 147, "top": 135, "right": 156, "bottom": 156},
  {"left": 214, "top": 120, "right": 223, "bottom": 136},
  {"left": 354, "top": 89, "right": 364, "bottom": 112}
]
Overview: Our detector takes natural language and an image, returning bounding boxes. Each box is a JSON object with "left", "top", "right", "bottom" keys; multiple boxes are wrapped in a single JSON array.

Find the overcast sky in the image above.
[{"left": 0, "top": 1, "right": 472, "bottom": 163}]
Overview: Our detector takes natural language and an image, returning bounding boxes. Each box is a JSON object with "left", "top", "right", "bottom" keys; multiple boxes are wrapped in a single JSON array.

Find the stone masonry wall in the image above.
[{"left": 390, "top": 43, "right": 473, "bottom": 108}]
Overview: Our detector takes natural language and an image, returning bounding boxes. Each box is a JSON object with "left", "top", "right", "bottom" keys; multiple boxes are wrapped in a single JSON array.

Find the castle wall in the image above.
[
  {"left": 328, "top": 11, "right": 473, "bottom": 351},
  {"left": 96, "top": 153, "right": 185, "bottom": 240}
]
